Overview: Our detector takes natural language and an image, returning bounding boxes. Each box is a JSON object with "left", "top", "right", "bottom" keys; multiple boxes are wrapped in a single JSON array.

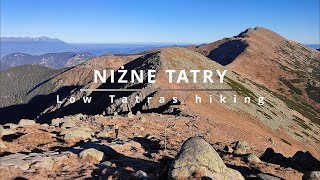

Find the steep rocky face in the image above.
[{"left": 191, "top": 27, "right": 320, "bottom": 125}]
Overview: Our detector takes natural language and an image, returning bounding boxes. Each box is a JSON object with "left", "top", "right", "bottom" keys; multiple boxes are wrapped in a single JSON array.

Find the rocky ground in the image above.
[{"left": 0, "top": 113, "right": 319, "bottom": 180}]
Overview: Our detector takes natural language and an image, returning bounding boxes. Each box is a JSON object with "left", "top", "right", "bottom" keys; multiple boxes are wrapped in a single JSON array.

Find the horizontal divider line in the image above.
[{"left": 80, "top": 88, "right": 235, "bottom": 92}]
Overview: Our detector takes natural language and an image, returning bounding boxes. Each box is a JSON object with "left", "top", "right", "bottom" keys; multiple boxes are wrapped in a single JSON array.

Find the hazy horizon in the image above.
[{"left": 1, "top": 0, "right": 319, "bottom": 44}]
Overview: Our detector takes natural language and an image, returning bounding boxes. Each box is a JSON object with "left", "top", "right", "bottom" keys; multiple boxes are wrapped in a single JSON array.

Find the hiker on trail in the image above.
[{"left": 114, "top": 123, "right": 120, "bottom": 139}]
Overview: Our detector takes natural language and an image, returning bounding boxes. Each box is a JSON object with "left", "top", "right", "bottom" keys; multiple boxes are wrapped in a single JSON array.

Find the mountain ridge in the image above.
[
  {"left": 188, "top": 27, "right": 320, "bottom": 124},
  {"left": 1, "top": 52, "right": 95, "bottom": 70}
]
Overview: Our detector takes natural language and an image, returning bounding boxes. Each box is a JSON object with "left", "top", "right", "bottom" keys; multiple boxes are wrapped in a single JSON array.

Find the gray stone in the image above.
[
  {"left": 168, "top": 136, "right": 244, "bottom": 179},
  {"left": 257, "top": 173, "right": 283, "bottom": 180},
  {"left": 132, "top": 170, "right": 148, "bottom": 180},
  {"left": 244, "top": 153, "right": 261, "bottom": 164},
  {"left": 60, "top": 127, "right": 93, "bottom": 140},
  {"left": 127, "top": 111, "right": 134, "bottom": 118},
  {"left": 223, "top": 145, "right": 234, "bottom": 153},
  {"left": 18, "top": 119, "right": 36, "bottom": 126},
  {"left": 303, "top": 171, "right": 320, "bottom": 180},
  {"left": 0, "top": 153, "right": 31, "bottom": 171},
  {"left": 60, "top": 119, "right": 76, "bottom": 128},
  {"left": 51, "top": 118, "right": 62, "bottom": 126},
  {"left": 0, "top": 128, "right": 16, "bottom": 136},
  {"left": 232, "top": 140, "right": 249, "bottom": 155},
  {"left": 99, "top": 161, "right": 112, "bottom": 167},
  {"left": 3, "top": 123, "right": 19, "bottom": 129},
  {"left": 79, "top": 148, "right": 104, "bottom": 163},
  {"left": 132, "top": 123, "right": 141, "bottom": 129},
  {"left": 97, "top": 130, "right": 113, "bottom": 138},
  {"left": 30, "top": 157, "right": 54, "bottom": 170}
]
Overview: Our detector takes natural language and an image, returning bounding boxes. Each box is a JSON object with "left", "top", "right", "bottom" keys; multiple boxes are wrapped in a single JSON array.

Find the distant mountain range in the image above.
[
  {"left": 1, "top": 52, "right": 95, "bottom": 70},
  {"left": 0, "top": 36, "right": 176, "bottom": 57}
]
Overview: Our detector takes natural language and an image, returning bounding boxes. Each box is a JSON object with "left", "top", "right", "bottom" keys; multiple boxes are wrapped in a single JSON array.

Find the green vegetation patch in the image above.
[
  {"left": 279, "top": 77, "right": 302, "bottom": 95},
  {"left": 305, "top": 81, "right": 320, "bottom": 103},
  {"left": 225, "top": 77, "right": 257, "bottom": 100},
  {"left": 257, "top": 109, "right": 273, "bottom": 120},
  {"left": 281, "top": 138, "right": 292, "bottom": 146},
  {"left": 292, "top": 115, "right": 312, "bottom": 130}
]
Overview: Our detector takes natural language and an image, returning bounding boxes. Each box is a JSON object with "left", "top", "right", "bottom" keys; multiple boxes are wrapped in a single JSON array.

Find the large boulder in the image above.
[
  {"left": 168, "top": 136, "right": 244, "bottom": 179},
  {"left": 18, "top": 119, "right": 36, "bottom": 127},
  {"left": 79, "top": 148, "right": 104, "bottom": 163},
  {"left": 244, "top": 153, "right": 261, "bottom": 164},
  {"left": 60, "top": 127, "right": 93, "bottom": 141}
]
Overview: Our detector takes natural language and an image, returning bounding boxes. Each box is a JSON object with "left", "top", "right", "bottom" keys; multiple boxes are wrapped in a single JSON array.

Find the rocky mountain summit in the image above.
[{"left": 189, "top": 27, "right": 320, "bottom": 123}]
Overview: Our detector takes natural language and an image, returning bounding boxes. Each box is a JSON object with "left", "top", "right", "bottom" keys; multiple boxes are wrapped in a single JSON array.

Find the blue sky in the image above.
[{"left": 1, "top": 0, "right": 319, "bottom": 44}]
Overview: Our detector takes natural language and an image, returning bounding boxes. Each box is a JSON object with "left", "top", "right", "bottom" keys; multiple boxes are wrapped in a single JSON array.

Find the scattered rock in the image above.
[
  {"left": 0, "top": 153, "right": 31, "bottom": 170},
  {"left": 0, "top": 128, "right": 16, "bottom": 136},
  {"left": 268, "top": 137, "right": 275, "bottom": 146},
  {"left": 18, "top": 119, "right": 36, "bottom": 127},
  {"left": 223, "top": 145, "right": 234, "bottom": 153},
  {"left": 3, "top": 123, "right": 19, "bottom": 129},
  {"left": 60, "top": 119, "right": 76, "bottom": 128},
  {"left": 131, "top": 170, "right": 148, "bottom": 180},
  {"left": 303, "top": 171, "right": 320, "bottom": 180},
  {"left": 74, "top": 113, "right": 86, "bottom": 120},
  {"left": 168, "top": 136, "right": 244, "bottom": 179},
  {"left": 244, "top": 153, "right": 261, "bottom": 164},
  {"left": 99, "top": 161, "right": 112, "bottom": 167},
  {"left": 110, "top": 141, "right": 142, "bottom": 152},
  {"left": 232, "top": 140, "right": 249, "bottom": 155},
  {"left": 60, "top": 127, "right": 93, "bottom": 141},
  {"left": 51, "top": 118, "right": 62, "bottom": 127},
  {"left": 30, "top": 157, "right": 54, "bottom": 170},
  {"left": 79, "top": 148, "right": 104, "bottom": 163},
  {"left": 132, "top": 123, "right": 141, "bottom": 129},
  {"left": 127, "top": 111, "right": 134, "bottom": 118},
  {"left": 256, "top": 173, "right": 283, "bottom": 180},
  {"left": 97, "top": 128, "right": 114, "bottom": 138},
  {"left": 0, "top": 140, "right": 7, "bottom": 149},
  {"left": 139, "top": 117, "right": 147, "bottom": 122}
]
